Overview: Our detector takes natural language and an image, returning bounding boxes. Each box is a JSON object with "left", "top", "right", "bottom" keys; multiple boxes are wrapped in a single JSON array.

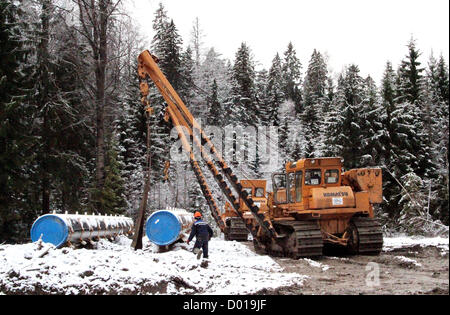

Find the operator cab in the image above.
[{"left": 272, "top": 158, "right": 343, "bottom": 205}]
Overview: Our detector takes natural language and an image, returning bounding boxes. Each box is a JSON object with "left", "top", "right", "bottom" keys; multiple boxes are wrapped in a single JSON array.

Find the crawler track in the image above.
[
  {"left": 225, "top": 218, "right": 249, "bottom": 241},
  {"left": 351, "top": 217, "right": 383, "bottom": 254},
  {"left": 274, "top": 221, "right": 324, "bottom": 258}
]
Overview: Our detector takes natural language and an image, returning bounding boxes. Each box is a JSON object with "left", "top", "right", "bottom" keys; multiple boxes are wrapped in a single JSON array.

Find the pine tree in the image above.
[
  {"left": 397, "top": 172, "right": 428, "bottom": 235},
  {"left": 397, "top": 39, "right": 425, "bottom": 105},
  {"left": 151, "top": 2, "right": 169, "bottom": 59},
  {"left": 266, "top": 53, "right": 285, "bottom": 127},
  {"left": 327, "top": 65, "right": 366, "bottom": 169},
  {"left": 100, "top": 137, "right": 127, "bottom": 215},
  {"left": 378, "top": 61, "right": 402, "bottom": 218},
  {"left": 434, "top": 56, "right": 449, "bottom": 224},
  {"left": 302, "top": 49, "right": 329, "bottom": 157},
  {"left": 435, "top": 55, "right": 450, "bottom": 104},
  {"left": 20, "top": 1, "right": 96, "bottom": 217},
  {"left": 278, "top": 118, "right": 291, "bottom": 165},
  {"left": 381, "top": 55, "right": 428, "bottom": 219},
  {"left": 282, "top": 42, "right": 302, "bottom": 113},
  {"left": 323, "top": 74, "right": 345, "bottom": 157},
  {"left": 231, "top": 42, "right": 259, "bottom": 126},
  {"left": 303, "top": 50, "right": 328, "bottom": 106},
  {"left": 116, "top": 61, "right": 147, "bottom": 213},
  {"left": 359, "top": 75, "right": 383, "bottom": 166},
  {"left": 207, "top": 79, "right": 222, "bottom": 126},
  {"left": 324, "top": 77, "right": 335, "bottom": 111},
  {"left": 196, "top": 48, "right": 230, "bottom": 100},
  {"left": 255, "top": 69, "right": 270, "bottom": 124},
  {"left": 0, "top": 0, "right": 34, "bottom": 242},
  {"left": 149, "top": 4, "right": 182, "bottom": 182},
  {"left": 396, "top": 39, "right": 435, "bottom": 180},
  {"left": 379, "top": 62, "right": 397, "bottom": 166},
  {"left": 47, "top": 19, "right": 94, "bottom": 215},
  {"left": 248, "top": 69, "right": 269, "bottom": 177},
  {"left": 159, "top": 19, "right": 184, "bottom": 90},
  {"left": 179, "top": 46, "right": 196, "bottom": 112},
  {"left": 426, "top": 54, "right": 449, "bottom": 224}
]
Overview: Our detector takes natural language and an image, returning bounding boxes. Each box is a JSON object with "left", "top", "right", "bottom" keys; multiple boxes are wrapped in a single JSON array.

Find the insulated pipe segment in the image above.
[
  {"left": 30, "top": 213, "right": 134, "bottom": 248},
  {"left": 145, "top": 209, "right": 195, "bottom": 246}
]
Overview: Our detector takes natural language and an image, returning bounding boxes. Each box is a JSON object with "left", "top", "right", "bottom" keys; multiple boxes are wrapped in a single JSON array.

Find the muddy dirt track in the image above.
[{"left": 245, "top": 242, "right": 449, "bottom": 295}]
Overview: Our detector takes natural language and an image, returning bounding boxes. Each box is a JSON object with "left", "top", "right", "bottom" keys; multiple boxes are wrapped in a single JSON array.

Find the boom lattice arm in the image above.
[{"left": 137, "top": 50, "right": 278, "bottom": 239}]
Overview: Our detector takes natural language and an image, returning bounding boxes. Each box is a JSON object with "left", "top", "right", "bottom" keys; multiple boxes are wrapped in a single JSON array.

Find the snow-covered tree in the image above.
[
  {"left": 0, "top": 0, "right": 35, "bottom": 242},
  {"left": 207, "top": 79, "right": 222, "bottom": 126},
  {"left": 302, "top": 49, "right": 329, "bottom": 157},
  {"left": 359, "top": 75, "right": 384, "bottom": 166},
  {"left": 282, "top": 42, "right": 302, "bottom": 113},
  {"left": 266, "top": 53, "right": 285, "bottom": 127},
  {"left": 254, "top": 69, "right": 269, "bottom": 123},
  {"left": 230, "top": 42, "right": 259, "bottom": 126},
  {"left": 396, "top": 39, "right": 435, "bottom": 180},
  {"left": 325, "top": 65, "right": 366, "bottom": 169}
]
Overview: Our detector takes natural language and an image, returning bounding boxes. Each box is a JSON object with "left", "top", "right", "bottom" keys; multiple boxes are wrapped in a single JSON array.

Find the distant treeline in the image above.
[{"left": 0, "top": 1, "right": 448, "bottom": 242}]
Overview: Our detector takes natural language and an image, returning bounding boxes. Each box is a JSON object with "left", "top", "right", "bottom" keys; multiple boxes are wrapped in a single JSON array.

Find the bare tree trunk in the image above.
[
  {"left": 191, "top": 17, "right": 203, "bottom": 68},
  {"left": 74, "top": 0, "right": 122, "bottom": 213},
  {"left": 175, "top": 166, "right": 179, "bottom": 207},
  {"left": 39, "top": 0, "right": 51, "bottom": 214},
  {"left": 184, "top": 163, "right": 188, "bottom": 208},
  {"left": 132, "top": 118, "right": 152, "bottom": 250},
  {"left": 158, "top": 182, "right": 161, "bottom": 209},
  {"left": 94, "top": 0, "right": 109, "bottom": 212}
]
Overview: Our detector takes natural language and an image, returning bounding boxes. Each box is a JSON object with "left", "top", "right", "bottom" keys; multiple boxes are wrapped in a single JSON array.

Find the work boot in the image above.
[{"left": 195, "top": 249, "right": 203, "bottom": 260}]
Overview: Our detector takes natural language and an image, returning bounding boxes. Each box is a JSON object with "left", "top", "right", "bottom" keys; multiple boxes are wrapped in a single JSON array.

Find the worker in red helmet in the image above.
[{"left": 187, "top": 211, "right": 213, "bottom": 260}]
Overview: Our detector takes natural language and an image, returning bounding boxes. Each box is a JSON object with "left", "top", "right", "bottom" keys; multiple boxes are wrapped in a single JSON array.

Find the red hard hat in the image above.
[{"left": 194, "top": 211, "right": 202, "bottom": 218}]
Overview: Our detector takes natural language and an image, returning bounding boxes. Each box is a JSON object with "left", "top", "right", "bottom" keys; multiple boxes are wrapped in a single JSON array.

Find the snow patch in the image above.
[
  {"left": 394, "top": 256, "right": 422, "bottom": 268},
  {"left": 302, "top": 258, "right": 330, "bottom": 271},
  {"left": 383, "top": 236, "right": 449, "bottom": 254},
  {"left": 326, "top": 256, "right": 349, "bottom": 261},
  {"left": 0, "top": 237, "right": 307, "bottom": 295}
]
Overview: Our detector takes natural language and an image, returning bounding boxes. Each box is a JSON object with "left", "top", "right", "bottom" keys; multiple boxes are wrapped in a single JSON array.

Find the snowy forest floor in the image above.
[
  {"left": 0, "top": 235, "right": 448, "bottom": 295},
  {"left": 262, "top": 236, "right": 449, "bottom": 295}
]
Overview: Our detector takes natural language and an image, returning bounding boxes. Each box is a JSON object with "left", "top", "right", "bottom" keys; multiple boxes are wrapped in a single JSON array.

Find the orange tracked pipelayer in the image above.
[
  {"left": 222, "top": 180, "right": 269, "bottom": 241},
  {"left": 137, "top": 50, "right": 384, "bottom": 258},
  {"left": 263, "top": 158, "right": 383, "bottom": 257}
]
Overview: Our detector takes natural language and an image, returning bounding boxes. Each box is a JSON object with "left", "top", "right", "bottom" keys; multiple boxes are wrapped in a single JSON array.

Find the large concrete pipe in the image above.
[
  {"left": 30, "top": 213, "right": 134, "bottom": 248},
  {"left": 145, "top": 209, "right": 194, "bottom": 246}
]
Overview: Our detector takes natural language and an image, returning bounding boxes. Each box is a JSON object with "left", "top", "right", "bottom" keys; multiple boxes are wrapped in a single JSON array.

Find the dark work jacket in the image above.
[{"left": 188, "top": 219, "right": 213, "bottom": 242}]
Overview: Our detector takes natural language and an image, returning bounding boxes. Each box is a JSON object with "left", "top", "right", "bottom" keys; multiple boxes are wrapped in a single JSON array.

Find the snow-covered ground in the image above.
[
  {"left": 301, "top": 258, "right": 330, "bottom": 272},
  {"left": 0, "top": 237, "right": 307, "bottom": 295},
  {"left": 393, "top": 256, "right": 422, "bottom": 268},
  {"left": 383, "top": 235, "right": 449, "bottom": 255},
  {"left": 1, "top": 235, "right": 448, "bottom": 295}
]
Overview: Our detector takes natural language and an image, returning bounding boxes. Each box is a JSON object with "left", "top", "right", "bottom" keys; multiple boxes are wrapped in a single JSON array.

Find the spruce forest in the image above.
[{"left": 1, "top": 0, "right": 448, "bottom": 243}]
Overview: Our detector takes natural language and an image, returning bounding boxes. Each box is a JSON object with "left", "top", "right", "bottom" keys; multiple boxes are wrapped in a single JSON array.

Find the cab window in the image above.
[
  {"left": 273, "top": 174, "right": 287, "bottom": 203},
  {"left": 325, "top": 169, "right": 340, "bottom": 184},
  {"left": 295, "top": 171, "right": 303, "bottom": 202},
  {"left": 288, "top": 173, "right": 295, "bottom": 202},
  {"left": 305, "top": 169, "right": 322, "bottom": 186},
  {"left": 243, "top": 187, "right": 252, "bottom": 197},
  {"left": 255, "top": 188, "right": 265, "bottom": 197}
]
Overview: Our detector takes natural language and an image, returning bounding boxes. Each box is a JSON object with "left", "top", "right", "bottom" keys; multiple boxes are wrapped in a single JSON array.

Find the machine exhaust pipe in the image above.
[{"left": 30, "top": 213, "right": 134, "bottom": 248}]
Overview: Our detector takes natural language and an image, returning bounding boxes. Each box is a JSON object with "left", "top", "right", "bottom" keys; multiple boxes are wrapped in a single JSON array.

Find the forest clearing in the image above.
[
  {"left": 0, "top": 235, "right": 448, "bottom": 295},
  {"left": 1, "top": 0, "right": 448, "bottom": 297}
]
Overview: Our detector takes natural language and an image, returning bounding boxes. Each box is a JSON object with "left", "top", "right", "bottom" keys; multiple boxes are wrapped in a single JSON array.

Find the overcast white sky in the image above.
[{"left": 129, "top": 0, "right": 449, "bottom": 84}]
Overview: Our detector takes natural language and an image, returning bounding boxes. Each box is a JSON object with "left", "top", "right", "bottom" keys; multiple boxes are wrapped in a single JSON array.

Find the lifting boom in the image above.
[{"left": 137, "top": 50, "right": 278, "bottom": 243}]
